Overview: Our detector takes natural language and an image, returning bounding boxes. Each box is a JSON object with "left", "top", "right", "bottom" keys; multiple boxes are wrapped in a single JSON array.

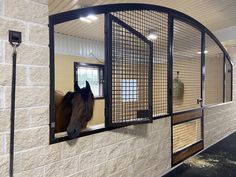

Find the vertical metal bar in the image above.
[
  {"left": 104, "top": 13, "right": 112, "bottom": 127},
  {"left": 168, "top": 15, "right": 174, "bottom": 115},
  {"left": 49, "top": 24, "right": 56, "bottom": 144},
  {"left": 223, "top": 53, "right": 226, "bottom": 102},
  {"left": 168, "top": 14, "right": 174, "bottom": 166},
  {"left": 149, "top": 42, "right": 153, "bottom": 122},
  {"left": 9, "top": 50, "right": 17, "bottom": 177},
  {"left": 231, "top": 59, "right": 233, "bottom": 101},
  {"left": 201, "top": 32, "right": 205, "bottom": 107},
  {"left": 201, "top": 31, "right": 205, "bottom": 146}
]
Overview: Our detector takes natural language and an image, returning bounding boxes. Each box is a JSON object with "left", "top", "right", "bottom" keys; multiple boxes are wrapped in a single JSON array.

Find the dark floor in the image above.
[{"left": 164, "top": 132, "right": 236, "bottom": 177}]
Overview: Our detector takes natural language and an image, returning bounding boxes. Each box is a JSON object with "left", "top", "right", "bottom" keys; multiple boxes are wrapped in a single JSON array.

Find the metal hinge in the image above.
[{"left": 51, "top": 122, "right": 55, "bottom": 128}]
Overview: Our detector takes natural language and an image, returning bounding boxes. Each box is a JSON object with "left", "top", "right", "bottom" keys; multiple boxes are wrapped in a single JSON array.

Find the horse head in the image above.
[{"left": 62, "top": 81, "right": 94, "bottom": 139}]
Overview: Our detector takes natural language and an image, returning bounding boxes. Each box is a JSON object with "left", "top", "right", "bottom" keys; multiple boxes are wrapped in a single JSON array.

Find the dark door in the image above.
[{"left": 105, "top": 14, "right": 153, "bottom": 127}]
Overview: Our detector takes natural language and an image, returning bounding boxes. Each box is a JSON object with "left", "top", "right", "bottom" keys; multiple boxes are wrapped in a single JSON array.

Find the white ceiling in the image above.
[{"left": 49, "top": 0, "right": 236, "bottom": 43}]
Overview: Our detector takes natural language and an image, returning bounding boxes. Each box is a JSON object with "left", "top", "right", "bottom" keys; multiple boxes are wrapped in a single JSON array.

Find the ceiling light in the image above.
[
  {"left": 79, "top": 17, "right": 91, "bottom": 23},
  {"left": 87, "top": 14, "right": 98, "bottom": 20},
  {"left": 197, "top": 50, "right": 208, "bottom": 54},
  {"left": 147, "top": 33, "right": 157, "bottom": 40}
]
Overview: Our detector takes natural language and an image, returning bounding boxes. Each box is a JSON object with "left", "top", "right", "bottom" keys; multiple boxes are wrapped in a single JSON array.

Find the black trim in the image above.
[
  {"left": 52, "top": 115, "right": 168, "bottom": 144},
  {"left": 49, "top": 24, "right": 56, "bottom": 144},
  {"left": 49, "top": 3, "right": 234, "bottom": 144},
  {"left": 223, "top": 53, "right": 226, "bottom": 103}
]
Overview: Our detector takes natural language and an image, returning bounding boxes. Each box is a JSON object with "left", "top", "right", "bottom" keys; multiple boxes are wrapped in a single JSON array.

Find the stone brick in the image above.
[
  {"left": 0, "top": 64, "right": 27, "bottom": 86},
  {"left": 78, "top": 151, "right": 94, "bottom": 171},
  {"left": 106, "top": 152, "right": 136, "bottom": 176},
  {"left": 62, "top": 136, "right": 93, "bottom": 159},
  {"left": 93, "top": 131, "right": 117, "bottom": 149},
  {"left": 14, "top": 126, "right": 48, "bottom": 151},
  {"left": 0, "top": 17, "right": 27, "bottom": 41},
  {"left": 107, "top": 141, "right": 127, "bottom": 160},
  {"left": 19, "top": 144, "right": 61, "bottom": 171},
  {"left": 28, "top": 66, "right": 49, "bottom": 86},
  {"left": 5, "top": 43, "right": 49, "bottom": 66},
  {"left": 0, "top": 86, "right": 3, "bottom": 108},
  {"left": 45, "top": 162, "right": 62, "bottom": 177},
  {"left": 5, "top": 0, "right": 48, "bottom": 25},
  {"left": 15, "top": 108, "right": 30, "bottom": 130},
  {"left": 61, "top": 157, "right": 78, "bottom": 177},
  {"left": 5, "top": 86, "right": 49, "bottom": 108},
  {"left": 0, "top": 40, "right": 3, "bottom": 63},
  {"left": 94, "top": 163, "right": 106, "bottom": 177},
  {"left": 68, "top": 169, "right": 93, "bottom": 177},
  {"left": 14, "top": 167, "right": 44, "bottom": 177},
  {"left": 0, "top": 109, "right": 10, "bottom": 132},
  {"left": 0, "top": 133, "right": 8, "bottom": 156},
  {"left": 30, "top": 0, "right": 48, "bottom": 5},
  {"left": 29, "top": 24, "right": 49, "bottom": 46},
  {"left": 0, "top": 155, "right": 8, "bottom": 177},
  {"left": 29, "top": 107, "right": 48, "bottom": 127}
]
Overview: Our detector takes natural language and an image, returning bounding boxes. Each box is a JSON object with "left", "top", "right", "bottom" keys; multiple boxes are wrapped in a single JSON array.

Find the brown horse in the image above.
[{"left": 55, "top": 81, "right": 94, "bottom": 139}]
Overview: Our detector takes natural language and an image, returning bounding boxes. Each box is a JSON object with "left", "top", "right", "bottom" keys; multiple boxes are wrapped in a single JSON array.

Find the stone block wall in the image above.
[
  {"left": 204, "top": 46, "right": 236, "bottom": 148},
  {"left": 0, "top": 0, "right": 235, "bottom": 177},
  {"left": 0, "top": 2, "right": 171, "bottom": 176}
]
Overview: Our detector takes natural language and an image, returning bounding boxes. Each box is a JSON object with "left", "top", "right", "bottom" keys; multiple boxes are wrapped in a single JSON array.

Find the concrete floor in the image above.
[{"left": 164, "top": 132, "right": 236, "bottom": 177}]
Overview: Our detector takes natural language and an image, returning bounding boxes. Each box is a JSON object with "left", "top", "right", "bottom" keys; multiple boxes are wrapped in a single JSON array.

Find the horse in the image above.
[{"left": 55, "top": 81, "right": 95, "bottom": 139}]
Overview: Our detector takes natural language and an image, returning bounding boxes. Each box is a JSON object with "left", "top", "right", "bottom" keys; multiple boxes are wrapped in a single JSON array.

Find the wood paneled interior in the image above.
[
  {"left": 172, "top": 140, "right": 203, "bottom": 165},
  {"left": 173, "top": 118, "right": 202, "bottom": 153},
  {"left": 173, "top": 109, "right": 202, "bottom": 125}
]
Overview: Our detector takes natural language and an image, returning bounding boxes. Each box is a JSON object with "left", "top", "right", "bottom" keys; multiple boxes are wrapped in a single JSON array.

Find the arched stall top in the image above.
[{"left": 49, "top": 3, "right": 234, "bottom": 162}]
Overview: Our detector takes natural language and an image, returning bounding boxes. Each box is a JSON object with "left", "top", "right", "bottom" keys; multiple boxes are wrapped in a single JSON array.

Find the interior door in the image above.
[
  {"left": 171, "top": 18, "right": 204, "bottom": 166},
  {"left": 105, "top": 14, "right": 153, "bottom": 127}
]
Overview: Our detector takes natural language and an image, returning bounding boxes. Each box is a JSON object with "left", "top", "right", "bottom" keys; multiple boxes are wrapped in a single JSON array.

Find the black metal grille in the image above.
[
  {"left": 108, "top": 14, "right": 153, "bottom": 125},
  {"left": 112, "top": 10, "right": 169, "bottom": 117},
  {"left": 173, "top": 19, "right": 202, "bottom": 113},
  {"left": 205, "top": 34, "right": 224, "bottom": 105}
]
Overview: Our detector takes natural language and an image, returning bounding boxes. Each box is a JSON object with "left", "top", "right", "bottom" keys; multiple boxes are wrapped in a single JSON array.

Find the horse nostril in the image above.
[{"left": 67, "top": 128, "right": 80, "bottom": 139}]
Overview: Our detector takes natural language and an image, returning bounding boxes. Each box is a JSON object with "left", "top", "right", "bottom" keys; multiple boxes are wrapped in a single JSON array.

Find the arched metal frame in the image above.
[{"left": 49, "top": 3, "right": 234, "bottom": 150}]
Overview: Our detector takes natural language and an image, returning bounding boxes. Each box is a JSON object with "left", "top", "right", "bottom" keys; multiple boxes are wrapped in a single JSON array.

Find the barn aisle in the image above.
[{"left": 163, "top": 132, "right": 236, "bottom": 177}]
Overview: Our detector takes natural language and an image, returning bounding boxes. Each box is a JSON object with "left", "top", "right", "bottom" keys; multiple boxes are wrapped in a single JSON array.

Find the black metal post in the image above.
[
  {"left": 201, "top": 31, "right": 205, "bottom": 146},
  {"left": 9, "top": 48, "right": 17, "bottom": 177},
  {"left": 168, "top": 14, "right": 174, "bottom": 167}
]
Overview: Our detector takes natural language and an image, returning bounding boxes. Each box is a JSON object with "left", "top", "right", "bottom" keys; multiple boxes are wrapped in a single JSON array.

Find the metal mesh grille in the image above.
[
  {"left": 173, "top": 20, "right": 201, "bottom": 113},
  {"left": 225, "top": 57, "right": 232, "bottom": 102},
  {"left": 112, "top": 10, "right": 168, "bottom": 117},
  {"left": 205, "top": 34, "right": 224, "bottom": 105},
  {"left": 173, "top": 119, "right": 202, "bottom": 153},
  {"left": 110, "top": 16, "right": 151, "bottom": 124}
]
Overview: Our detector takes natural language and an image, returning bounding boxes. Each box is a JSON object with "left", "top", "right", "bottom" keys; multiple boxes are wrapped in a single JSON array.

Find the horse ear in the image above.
[
  {"left": 74, "top": 81, "right": 81, "bottom": 92},
  {"left": 86, "top": 80, "right": 91, "bottom": 91}
]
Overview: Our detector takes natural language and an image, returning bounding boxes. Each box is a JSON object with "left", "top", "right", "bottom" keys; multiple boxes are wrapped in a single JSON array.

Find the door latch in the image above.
[{"left": 197, "top": 98, "right": 203, "bottom": 105}]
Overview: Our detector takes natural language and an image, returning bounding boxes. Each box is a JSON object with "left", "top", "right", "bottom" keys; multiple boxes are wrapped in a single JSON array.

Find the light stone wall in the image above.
[
  {"left": 204, "top": 46, "right": 236, "bottom": 147},
  {"left": 0, "top": 2, "right": 171, "bottom": 177},
  {"left": 0, "top": 1, "right": 235, "bottom": 177}
]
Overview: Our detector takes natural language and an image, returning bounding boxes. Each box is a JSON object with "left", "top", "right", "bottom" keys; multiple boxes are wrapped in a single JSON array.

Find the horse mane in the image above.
[{"left": 61, "top": 91, "right": 75, "bottom": 109}]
